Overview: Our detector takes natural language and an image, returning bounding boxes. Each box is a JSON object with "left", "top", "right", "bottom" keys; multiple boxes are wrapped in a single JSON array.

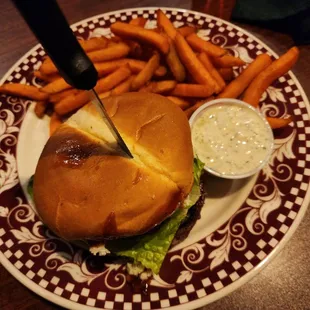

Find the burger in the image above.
[{"left": 32, "top": 92, "right": 205, "bottom": 279}]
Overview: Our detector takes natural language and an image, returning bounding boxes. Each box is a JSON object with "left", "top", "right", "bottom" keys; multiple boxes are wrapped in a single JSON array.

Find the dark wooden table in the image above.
[{"left": 0, "top": 0, "right": 309, "bottom": 309}]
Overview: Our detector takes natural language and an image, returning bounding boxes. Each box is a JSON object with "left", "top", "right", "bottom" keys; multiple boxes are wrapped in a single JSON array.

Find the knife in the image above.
[{"left": 12, "top": 0, "right": 133, "bottom": 158}]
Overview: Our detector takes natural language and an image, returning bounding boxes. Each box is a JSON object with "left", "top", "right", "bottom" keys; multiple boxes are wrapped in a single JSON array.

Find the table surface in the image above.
[{"left": 0, "top": 0, "right": 309, "bottom": 309}]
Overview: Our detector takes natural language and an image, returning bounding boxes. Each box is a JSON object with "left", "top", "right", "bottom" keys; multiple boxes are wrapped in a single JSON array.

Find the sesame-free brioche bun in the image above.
[{"left": 33, "top": 93, "right": 193, "bottom": 240}]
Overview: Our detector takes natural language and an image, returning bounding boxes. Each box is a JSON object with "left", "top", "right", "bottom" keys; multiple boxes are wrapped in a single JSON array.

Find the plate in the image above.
[{"left": 0, "top": 7, "right": 309, "bottom": 310}]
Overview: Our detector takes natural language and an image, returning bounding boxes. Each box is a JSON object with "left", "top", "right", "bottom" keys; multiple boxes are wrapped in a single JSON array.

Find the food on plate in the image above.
[
  {"left": 94, "top": 59, "right": 167, "bottom": 77},
  {"left": 177, "top": 25, "right": 196, "bottom": 37},
  {"left": 165, "top": 36, "right": 186, "bottom": 82},
  {"left": 170, "top": 83, "right": 214, "bottom": 97},
  {"left": 243, "top": 46, "right": 300, "bottom": 107},
  {"left": 186, "top": 32, "right": 226, "bottom": 57},
  {"left": 139, "top": 80, "right": 177, "bottom": 94},
  {"left": 129, "top": 17, "right": 147, "bottom": 27},
  {"left": 41, "top": 76, "right": 71, "bottom": 94},
  {"left": 190, "top": 100, "right": 274, "bottom": 177},
  {"left": 0, "top": 9, "right": 300, "bottom": 140},
  {"left": 198, "top": 52, "right": 226, "bottom": 91},
  {"left": 110, "top": 21, "right": 170, "bottom": 54},
  {"left": 78, "top": 36, "right": 109, "bottom": 52},
  {"left": 87, "top": 42, "right": 130, "bottom": 62},
  {"left": 111, "top": 75, "right": 135, "bottom": 95},
  {"left": 266, "top": 116, "right": 293, "bottom": 129},
  {"left": 218, "top": 67, "right": 234, "bottom": 81},
  {"left": 0, "top": 8, "right": 301, "bottom": 285},
  {"left": 211, "top": 54, "right": 246, "bottom": 68},
  {"left": 39, "top": 57, "right": 58, "bottom": 75},
  {"left": 157, "top": 9, "right": 178, "bottom": 40},
  {"left": 131, "top": 52, "right": 160, "bottom": 90},
  {"left": 0, "top": 83, "right": 48, "bottom": 101},
  {"left": 174, "top": 33, "right": 219, "bottom": 91},
  {"left": 33, "top": 70, "right": 59, "bottom": 82},
  {"left": 49, "top": 88, "right": 79, "bottom": 103},
  {"left": 55, "top": 65, "right": 132, "bottom": 115},
  {"left": 167, "top": 96, "right": 191, "bottom": 109},
  {"left": 33, "top": 92, "right": 205, "bottom": 276},
  {"left": 217, "top": 53, "right": 272, "bottom": 99}
]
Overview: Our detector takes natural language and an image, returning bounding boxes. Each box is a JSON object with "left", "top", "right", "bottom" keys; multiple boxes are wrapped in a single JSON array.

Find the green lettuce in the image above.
[{"left": 107, "top": 158, "right": 205, "bottom": 274}]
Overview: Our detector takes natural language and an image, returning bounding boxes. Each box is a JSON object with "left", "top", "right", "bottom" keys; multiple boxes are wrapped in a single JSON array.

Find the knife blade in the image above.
[
  {"left": 89, "top": 90, "right": 133, "bottom": 158},
  {"left": 12, "top": 0, "right": 133, "bottom": 158}
]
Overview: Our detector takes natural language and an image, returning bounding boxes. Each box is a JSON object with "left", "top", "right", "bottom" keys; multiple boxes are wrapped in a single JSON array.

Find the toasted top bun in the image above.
[{"left": 34, "top": 93, "right": 193, "bottom": 240}]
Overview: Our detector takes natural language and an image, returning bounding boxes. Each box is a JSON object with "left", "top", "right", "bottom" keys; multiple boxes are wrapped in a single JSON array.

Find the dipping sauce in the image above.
[{"left": 191, "top": 102, "right": 273, "bottom": 177}]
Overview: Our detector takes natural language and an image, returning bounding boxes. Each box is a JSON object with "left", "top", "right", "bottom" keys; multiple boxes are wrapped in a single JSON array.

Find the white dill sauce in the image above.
[{"left": 191, "top": 102, "right": 273, "bottom": 177}]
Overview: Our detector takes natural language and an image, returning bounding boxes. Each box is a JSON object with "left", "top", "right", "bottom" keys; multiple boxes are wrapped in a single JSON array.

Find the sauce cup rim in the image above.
[{"left": 189, "top": 98, "right": 275, "bottom": 180}]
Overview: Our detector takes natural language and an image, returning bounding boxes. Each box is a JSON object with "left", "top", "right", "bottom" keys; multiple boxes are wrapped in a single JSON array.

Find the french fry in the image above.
[
  {"left": 178, "top": 26, "right": 196, "bottom": 37},
  {"left": 131, "top": 53, "right": 160, "bottom": 91},
  {"left": 33, "top": 70, "right": 60, "bottom": 82},
  {"left": 91, "top": 64, "right": 132, "bottom": 95},
  {"left": 0, "top": 83, "right": 49, "bottom": 101},
  {"left": 41, "top": 38, "right": 108, "bottom": 66},
  {"left": 110, "top": 22, "right": 169, "bottom": 54},
  {"left": 184, "top": 96, "right": 214, "bottom": 118},
  {"left": 165, "top": 37, "right": 186, "bottom": 82},
  {"left": 129, "top": 17, "right": 147, "bottom": 27},
  {"left": 170, "top": 84, "right": 214, "bottom": 98},
  {"left": 186, "top": 33, "right": 227, "bottom": 57},
  {"left": 39, "top": 38, "right": 111, "bottom": 75},
  {"left": 88, "top": 43, "right": 130, "bottom": 62},
  {"left": 55, "top": 65, "right": 131, "bottom": 115},
  {"left": 40, "top": 58, "right": 57, "bottom": 75},
  {"left": 186, "top": 33, "right": 226, "bottom": 58},
  {"left": 111, "top": 76, "right": 135, "bottom": 95},
  {"left": 49, "top": 89, "right": 79, "bottom": 104},
  {"left": 95, "top": 61, "right": 122, "bottom": 76},
  {"left": 139, "top": 80, "right": 177, "bottom": 94},
  {"left": 218, "top": 68, "right": 234, "bottom": 81},
  {"left": 217, "top": 54, "right": 272, "bottom": 99},
  {"left": 98, "top": 91, "right": 112, "bottom": 99},
  {"left": 126, "top": 60, "right": 167, "bottom": 76},
  {"left": 266, "top": 116, "right": 293, "bottom": 129},
  {"left": 166, "top": 96, "right": 191, "bottom": 110},
  {"left": 174, "top": 33, "right": 218, "bottom": 91},
  {"left": 243, "top": 47, "right": 299, "bottom": 107},
  {"left": 211, "top": 54, "right": 246, "bottom": 68},
  {"left": 79, "top": 37, "right": 109, "bottom": 52},
  {"left": 34, "top": 101, "right": 48, "bottom": 118},
  {"left": 156, "top": 9, "right": 177, "bottom": 40},
  {"left": 50, "top": 112, "right": 62, "bottom": 136},
  {"left": 41, "top": 77, "right": 71, "bottom": 94},
  {"left": 95, "top": 59, "right": 167, "bottom": 77},
  {"left": 198, "top": 52, "right": 225, "bottom": 92}
]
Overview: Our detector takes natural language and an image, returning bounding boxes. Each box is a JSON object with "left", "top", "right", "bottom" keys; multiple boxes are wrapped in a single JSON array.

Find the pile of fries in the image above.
[{"left": 0, "top": 10, "right": 299, "bottom": 136}]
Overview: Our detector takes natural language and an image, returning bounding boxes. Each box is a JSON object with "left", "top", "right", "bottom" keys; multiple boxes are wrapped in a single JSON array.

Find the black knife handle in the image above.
[{"left": 12, "top": 0, "right": 97, "bottom": 90}]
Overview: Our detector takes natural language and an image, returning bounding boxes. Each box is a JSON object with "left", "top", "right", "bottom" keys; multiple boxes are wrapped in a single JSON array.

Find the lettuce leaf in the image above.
[{"left": 107, "top": 158, "right": 205, "bottom": 274}]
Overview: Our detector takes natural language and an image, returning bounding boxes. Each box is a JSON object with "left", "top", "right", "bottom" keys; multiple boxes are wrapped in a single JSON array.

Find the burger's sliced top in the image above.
[
  {"left": 34, "top": 93, "right": 194, "bottom": 240},
  {"left": 82, "top": 92, "right": 194, "bottom": 195}
]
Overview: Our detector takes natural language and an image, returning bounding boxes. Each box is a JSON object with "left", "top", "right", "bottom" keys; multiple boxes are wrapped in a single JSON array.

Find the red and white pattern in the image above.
[{"left": 0, "top": 7, "right": 309, "bottom": 310}]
